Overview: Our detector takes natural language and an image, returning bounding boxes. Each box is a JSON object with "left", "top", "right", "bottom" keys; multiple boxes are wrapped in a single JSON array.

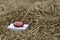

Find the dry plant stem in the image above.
[
  {"left": 0, "top": 4, "right": 6, "bottom": 10},
  {"left": 29, "top": 18, "right": 45, "bottom": 34},
  {"left": 28, "top": 18, "right": 33, "bottom": 25},
  {"left": 29, "top": 3, "right": 45, "bottom": 33},
  {"left": 29, "top": 19, "right": 54, "bottom": 39},
  {"left": 22, "top": 4, "right": 35, "bottom": 24},
  {"left": 22, "top": 2, "right": 42, "bottom": 24},
  {"left": 22, "top": 7, "right": 32, "bottom": 21},
  {"left": 33, "top": 3, "right": 55, "bottom": 37}
]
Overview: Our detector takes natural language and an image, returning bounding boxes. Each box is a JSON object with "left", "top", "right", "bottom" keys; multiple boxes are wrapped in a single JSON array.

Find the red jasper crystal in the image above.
[{"left": 13, "top": 21, "right": 24, "bottom": 27}]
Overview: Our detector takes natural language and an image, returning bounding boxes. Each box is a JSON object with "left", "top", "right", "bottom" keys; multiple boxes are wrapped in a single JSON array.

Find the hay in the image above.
[{"left": 0, "top": 0, "right": 60, "bottom": 40}]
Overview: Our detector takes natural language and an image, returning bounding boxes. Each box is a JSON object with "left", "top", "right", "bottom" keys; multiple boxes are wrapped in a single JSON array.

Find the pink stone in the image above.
[{"left": 13, "top": 21, "right": 24, "bottom": 27}]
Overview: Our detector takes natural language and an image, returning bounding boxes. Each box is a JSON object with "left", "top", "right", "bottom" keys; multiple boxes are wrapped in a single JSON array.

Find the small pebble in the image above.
[{"left": 13, "top": 21, "right": 24, "bottom": 27}]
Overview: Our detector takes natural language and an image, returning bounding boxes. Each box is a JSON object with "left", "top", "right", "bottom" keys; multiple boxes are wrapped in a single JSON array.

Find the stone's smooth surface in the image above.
[
  {"left": 13, "top": 21, "right": 24, "bottom": 27},
  {"left": 8, "top": 23, "right": 29, "bottom": 31}
]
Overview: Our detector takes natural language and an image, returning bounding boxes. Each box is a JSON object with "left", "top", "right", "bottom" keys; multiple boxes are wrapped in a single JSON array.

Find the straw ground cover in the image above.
[{"left": 0, "top": 0, "right": 60, "bottom": 40}]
